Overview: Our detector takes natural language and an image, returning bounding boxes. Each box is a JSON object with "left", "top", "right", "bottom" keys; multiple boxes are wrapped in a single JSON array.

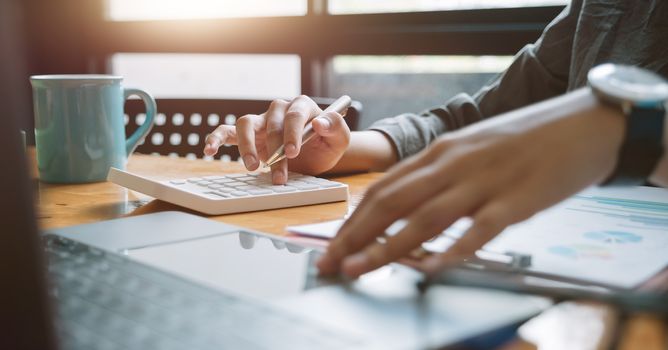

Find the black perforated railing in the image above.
[{"left": 124, "top": 98, "right": 361, "bottom": 160}]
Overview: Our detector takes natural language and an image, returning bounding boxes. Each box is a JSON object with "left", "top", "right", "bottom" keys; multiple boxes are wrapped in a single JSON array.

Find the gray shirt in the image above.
[{"left": 368, "top": 0, "right": 668, "bottom": 160}]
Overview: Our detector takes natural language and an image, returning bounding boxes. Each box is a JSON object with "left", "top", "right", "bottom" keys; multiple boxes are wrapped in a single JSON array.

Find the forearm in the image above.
[
  {"left": 486, "top": 87, "right": 664, "bottom": 188},
  {"left": 326, "top": 130, "right": 398, "bottom": 174}
]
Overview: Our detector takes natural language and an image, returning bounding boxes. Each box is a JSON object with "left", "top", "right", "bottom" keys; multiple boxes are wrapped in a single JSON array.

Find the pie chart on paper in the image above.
[{"left": 547, "top": 244, "right": 613, "bottom": 260}]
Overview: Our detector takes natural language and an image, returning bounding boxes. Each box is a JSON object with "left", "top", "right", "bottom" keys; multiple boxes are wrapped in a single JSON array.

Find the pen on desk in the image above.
[{"left": 264, "top": 95, "right": 352, "bottom": 167}]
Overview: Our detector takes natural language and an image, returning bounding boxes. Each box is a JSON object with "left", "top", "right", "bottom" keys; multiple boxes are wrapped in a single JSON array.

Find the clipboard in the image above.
[
  {"left": 415, "top": 185, "right": 668, "bottom": 313},
  {"left": 419, "top": 250, "right": 668, "bottom": 315}
]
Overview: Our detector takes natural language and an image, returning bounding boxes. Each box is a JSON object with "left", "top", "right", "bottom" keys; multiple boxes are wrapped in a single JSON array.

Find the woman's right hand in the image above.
[{"left": 203, "top": 95, "right": 351, "bottom": 184}]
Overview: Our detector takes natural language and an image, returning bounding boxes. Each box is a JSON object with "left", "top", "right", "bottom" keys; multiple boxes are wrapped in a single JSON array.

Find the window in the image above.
[
  {"left": 329, "top": 0, "right": 567, "bottom": 14},
  {"left": 104, "top": 0, "right": 559, "bottom": 123},
  {"left": 112, "top": 53, "right": 301, "bottom": 99},
  {"left": 107, "top": 0, "right": 307, "bottom": 21},
  {"left": 327, "top": 56, "right": 513, "bottom": 128}
]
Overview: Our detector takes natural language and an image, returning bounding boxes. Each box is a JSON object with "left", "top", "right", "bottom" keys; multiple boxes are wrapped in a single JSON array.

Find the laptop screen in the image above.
[{"left": 0, "top": 1, "right": 58, "bottom": 345}]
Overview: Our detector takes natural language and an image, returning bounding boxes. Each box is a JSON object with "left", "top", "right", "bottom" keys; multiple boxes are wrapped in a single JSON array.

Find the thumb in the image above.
[{"left": 312, "top": 111, "right": 350, "bottom": 138}]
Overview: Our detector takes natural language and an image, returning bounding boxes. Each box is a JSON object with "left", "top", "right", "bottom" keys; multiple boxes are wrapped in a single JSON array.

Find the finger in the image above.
[
  {"left": 324, "top": 137, "right": 470, "bottom": 265},
  {"left": 340, "top": 184, "right": 480, "bottom": 278},
  {"left": 203, "top": 125, "right": 237, "bottom": 156},
  {"left": 422, "top": 195, "right": 535, "bottom": 274},
  {"left": 256, "top": 140, "right": 269, "bottom": 162},
  {"left": 265, "top": 99, "right": 289, "bottom": 184},
  {"left": 283, "top": 95, "right": 320, "bottom": 159},
  {"left": 203, "top": 138, "right": 220, "bottom": 156},
  {"left": 269, "top": 159, "right": 288, "bottom": 184},
  {"left": 235, "top": 114, "right": 265, "bottom": 170},
  {"left": 311, "top": 111, "right": 351, "bottom": 149},
  {"left": 318, "top": 163, "right": 454, "bottom": 275}
]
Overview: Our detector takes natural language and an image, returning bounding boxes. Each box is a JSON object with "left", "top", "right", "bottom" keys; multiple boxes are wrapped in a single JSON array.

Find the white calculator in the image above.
[{"left": 107, "top": 167, "right": 349, "bottom": 215}]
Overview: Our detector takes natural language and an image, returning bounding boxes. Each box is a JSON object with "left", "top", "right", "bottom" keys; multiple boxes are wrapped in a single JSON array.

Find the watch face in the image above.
[{"left": 588, "top": 64, "right": 668, "bottom": 105}]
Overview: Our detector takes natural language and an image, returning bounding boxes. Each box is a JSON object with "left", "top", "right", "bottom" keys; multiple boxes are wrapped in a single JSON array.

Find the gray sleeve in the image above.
[{"left": 367, "top": 1, "right": 581, "bottom": 160}]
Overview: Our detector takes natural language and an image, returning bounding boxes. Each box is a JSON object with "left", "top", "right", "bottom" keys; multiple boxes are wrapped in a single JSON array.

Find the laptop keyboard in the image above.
[{"left": 44, "top": 235, "right": 363, "bottom": 350}]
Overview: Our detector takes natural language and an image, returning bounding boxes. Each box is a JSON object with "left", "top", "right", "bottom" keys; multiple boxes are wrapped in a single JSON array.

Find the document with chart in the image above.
[{"left": 484, "top": 186, "right": 668, "bottom": 289}]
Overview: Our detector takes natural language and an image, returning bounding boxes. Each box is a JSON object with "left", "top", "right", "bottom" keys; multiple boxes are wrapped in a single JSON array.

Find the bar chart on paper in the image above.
[
  {"left": 484, "top": 186, "right": 668, "bottom": 288},
  {"left": 582, "top": 231, "right": 642, "bottom": 244}
]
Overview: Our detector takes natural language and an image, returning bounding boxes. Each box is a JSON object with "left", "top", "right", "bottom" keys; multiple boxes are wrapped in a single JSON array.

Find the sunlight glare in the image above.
[{"left": 108, "top": 0, "right": 306, "bottom": 21}]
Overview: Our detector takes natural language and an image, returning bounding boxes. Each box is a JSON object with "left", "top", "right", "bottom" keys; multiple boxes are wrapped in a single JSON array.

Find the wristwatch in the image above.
[{"left": 587, "top": 63, "right": 668, "bottom": 186}]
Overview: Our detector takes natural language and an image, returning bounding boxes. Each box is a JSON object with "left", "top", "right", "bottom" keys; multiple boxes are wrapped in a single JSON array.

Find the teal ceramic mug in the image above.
[{"left": 30, "top": 75, "right": 155, "bottom": 183}]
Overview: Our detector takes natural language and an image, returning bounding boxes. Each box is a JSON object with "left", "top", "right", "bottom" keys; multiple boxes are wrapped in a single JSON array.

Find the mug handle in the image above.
[{"left": 124, "top": 88, "right": 157, "bottom": 157}]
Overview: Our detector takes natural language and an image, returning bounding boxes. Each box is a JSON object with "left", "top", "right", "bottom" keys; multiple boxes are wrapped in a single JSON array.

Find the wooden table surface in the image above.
[
  {"left": 35, "top": 153, "right": 666, "bottom": 350},
  {"left": 37, "top": 154, "right": 374, "bottom": 233}
]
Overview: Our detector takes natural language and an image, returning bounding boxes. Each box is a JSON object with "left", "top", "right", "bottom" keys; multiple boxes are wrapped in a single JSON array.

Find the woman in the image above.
[{"left": 204, "top": 0, "right": 668, "bottom": 277}]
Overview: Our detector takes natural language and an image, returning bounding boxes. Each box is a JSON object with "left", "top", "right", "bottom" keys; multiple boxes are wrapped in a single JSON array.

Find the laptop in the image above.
[{"left": 2, "top": 116, "right": 553, "bottom": 350}]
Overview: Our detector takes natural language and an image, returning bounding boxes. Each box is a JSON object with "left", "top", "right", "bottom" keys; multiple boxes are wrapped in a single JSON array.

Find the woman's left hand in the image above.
[{"left": 317, "top": 88, "right": 626, "bottom": 278}]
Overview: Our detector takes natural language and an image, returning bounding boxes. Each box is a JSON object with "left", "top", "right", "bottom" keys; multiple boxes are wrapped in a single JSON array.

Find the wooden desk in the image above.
[
  {"left": 36, "top": 154, "right": 666, "bottom": 350},
  {"left": 37, "top": 154, "right": 376, "bottom": 233}
]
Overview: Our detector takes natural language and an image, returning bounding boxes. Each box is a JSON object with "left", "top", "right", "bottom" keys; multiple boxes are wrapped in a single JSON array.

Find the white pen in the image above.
[{"left": 264, "top": 95, "right": 352, "bottom": 167}]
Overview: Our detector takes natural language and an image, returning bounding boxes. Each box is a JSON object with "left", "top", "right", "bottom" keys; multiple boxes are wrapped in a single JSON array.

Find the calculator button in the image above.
[
  {"left": 271, "top": 186, "right": 297, "bottom": 193},
  {"left": 302, "top": 178, "right": 328, "bottom": 184},
  {"left": 207, "top": 184, "right": 226, "bottom": 189},
  {"left": 217, "top": 187, "right": 235, "bottom": 193},
  {"left": 202, "top": 175, "right": 225, "bottom": 181},
  {"left": 169, "top": 180, "right": 186, "bottom": 185},
  {"left": 286, "top": 180, "right": 307, "bottom": 185},
  {"left": 292, "top": 183, "right": 319, "bottom": 190},
  {"left": 254, "top": 180, "right": 273, "bottom": 186},
  {"left": 236, "top": 176, "right": 256, "bottom": 182},
  {"left": 226, "top": 174, "right": 245, "bottom": 178},
  {"left": 226, "top": 182, "right": 246, "bottom": 187},
  {"left": 230, "top": 191, "right": 249, "bottom": 196},
  {"left": 213, "top": 178, "right": 235, "bottom": 184},
  {"left": 248, "top": 189, "right": 272, "bottom": 195},
  {"left": 187, "top": 178, "right": 203, "bottom": 183},
  {"left": 237, "top": 185, "right": 260, "bottom": 191}
]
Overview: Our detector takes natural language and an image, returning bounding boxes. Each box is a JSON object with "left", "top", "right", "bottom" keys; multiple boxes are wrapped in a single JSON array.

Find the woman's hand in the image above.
[
  {"left": 203, "top": 95, "right": 351, "bottom": 184},
  {"left": 317, "top": 88, "right": 626, "bottom": 278}
]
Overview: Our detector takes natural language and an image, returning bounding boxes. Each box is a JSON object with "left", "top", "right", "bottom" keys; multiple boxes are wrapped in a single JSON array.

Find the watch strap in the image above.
[{"left": 603, "top": 106, "right": 666, "bottom": 186}]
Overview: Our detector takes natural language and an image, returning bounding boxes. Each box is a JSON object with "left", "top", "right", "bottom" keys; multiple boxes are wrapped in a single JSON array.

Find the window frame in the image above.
[{"left": 26, "top": 0, "right": 565, "bottom": 96}]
